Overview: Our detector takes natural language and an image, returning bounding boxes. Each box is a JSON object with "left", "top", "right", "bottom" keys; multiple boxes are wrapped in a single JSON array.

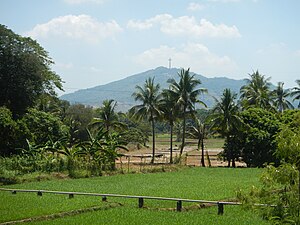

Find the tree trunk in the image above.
[
  {"left": 170, "top": 124, "right": 173, "bottom": 164},
  {"left": 151, "top": 117, "right": 155, "bottom": 164},
  {"left": 201, "top": 137, "right": 205, "bottom": 167},
  {"left": 226, "top": 134, "right": 231, "bottom": 167},
  {"left": 232, "top": 158, "right": 236, "bottom": 168},
  {"left": 180, "top": 108, "right": 186, "bottom": 156}
]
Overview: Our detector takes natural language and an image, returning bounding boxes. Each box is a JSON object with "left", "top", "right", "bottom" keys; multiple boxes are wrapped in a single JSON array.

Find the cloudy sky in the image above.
[{"left": 1, "top": 0, "right": 300, "bottom": 94}]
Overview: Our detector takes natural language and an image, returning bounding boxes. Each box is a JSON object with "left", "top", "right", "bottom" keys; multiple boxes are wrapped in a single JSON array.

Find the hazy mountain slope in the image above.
[{"left": 60, "top": 67, "right": 246, "bottom": 111}]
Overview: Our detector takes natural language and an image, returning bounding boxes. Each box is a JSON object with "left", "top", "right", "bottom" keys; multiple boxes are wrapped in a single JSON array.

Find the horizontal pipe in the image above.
[{"left": 0, "top": 188, "right": 274, "bottom": 207}]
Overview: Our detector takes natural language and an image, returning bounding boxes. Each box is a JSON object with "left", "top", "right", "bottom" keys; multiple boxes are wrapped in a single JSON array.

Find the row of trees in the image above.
[
  {"left": 129, "top": 68, "right": 300, "bottom": 166},
  {"left": 1, "top": 23, "right": 300, "bottom": 171}
]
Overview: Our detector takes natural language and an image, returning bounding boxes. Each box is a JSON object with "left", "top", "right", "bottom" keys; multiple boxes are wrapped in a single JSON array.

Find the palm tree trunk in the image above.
[
  {"left": 170, "top": 124, "right": 173, "bottom": 164},
  {"left": 151, "top": 117, "right": 155, "bottom": 164},
  {"left": 180, "top": 108, "right": 186, "bottom": 156},
  {"left": 226, "top": 134, "right": 231, "bottom": 167},
  {"left": 201, "top": 137, "right": 205, "bottom": 167}
]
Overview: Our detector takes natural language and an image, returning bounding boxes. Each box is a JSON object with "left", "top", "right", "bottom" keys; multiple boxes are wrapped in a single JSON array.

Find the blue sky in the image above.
[{"left": 1, "top": 0, "right": 300, "bottom": 94}]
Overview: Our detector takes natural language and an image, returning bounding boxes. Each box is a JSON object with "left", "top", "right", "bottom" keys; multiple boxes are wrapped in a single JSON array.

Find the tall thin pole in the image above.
[{"left": 168, "top": 58, "right": 172, "bottom": 69}]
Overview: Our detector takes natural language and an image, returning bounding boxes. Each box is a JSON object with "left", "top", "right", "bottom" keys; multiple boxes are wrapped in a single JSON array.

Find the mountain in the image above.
[{"left": 60, "top": 67, "right": 246, "bottom": 111}]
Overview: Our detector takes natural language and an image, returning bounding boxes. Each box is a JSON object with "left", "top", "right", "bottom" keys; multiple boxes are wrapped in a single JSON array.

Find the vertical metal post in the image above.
[
  {"left": 218, "top": 202, "right": 224, "bottom": 215},
  {"left": 177, "top": 200, "right": 182, "bottom": 212},
  {"left": 138, "top": 198, "right": 144, "bottom": 208}
]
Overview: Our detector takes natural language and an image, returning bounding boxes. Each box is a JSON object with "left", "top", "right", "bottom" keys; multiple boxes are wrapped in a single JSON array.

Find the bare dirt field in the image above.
[{"left": 117, "top": 144, "right": 246, "bottom": 168}]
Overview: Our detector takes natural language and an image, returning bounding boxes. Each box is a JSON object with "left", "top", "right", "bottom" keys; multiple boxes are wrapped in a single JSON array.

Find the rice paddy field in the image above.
[{"left": 0, "top": 167, "right": 269, "bottom": 225}]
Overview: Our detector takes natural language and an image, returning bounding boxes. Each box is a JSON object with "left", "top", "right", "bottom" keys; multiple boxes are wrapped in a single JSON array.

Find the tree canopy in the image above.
[{"left": 0, "top": 24, "right": 63, "bottom": 117}]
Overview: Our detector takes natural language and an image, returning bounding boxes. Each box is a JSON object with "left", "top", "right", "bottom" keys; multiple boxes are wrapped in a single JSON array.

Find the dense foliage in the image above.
[{"left": 0, "top": 25, "right": 63, "bottom": 117}]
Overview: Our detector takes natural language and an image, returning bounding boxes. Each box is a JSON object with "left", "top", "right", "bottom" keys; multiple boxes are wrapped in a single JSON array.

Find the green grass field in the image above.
[{"left": 0, "top": 167, "right": 269, "bottom": 224}]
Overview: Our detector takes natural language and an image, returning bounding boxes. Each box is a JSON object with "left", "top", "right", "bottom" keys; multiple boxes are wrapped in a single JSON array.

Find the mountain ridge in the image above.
[{"left": 60, "top": 67, "right": 246, "bottom": 111}]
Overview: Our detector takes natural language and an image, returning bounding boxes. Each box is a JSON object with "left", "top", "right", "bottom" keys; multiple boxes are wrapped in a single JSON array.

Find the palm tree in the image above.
[
  {"left": 159, "top": 89, "right": 179, "bottom": 163},
  {"left": 210, "top": 88, "right": 241, "bottom": 167},
  {"left": 130, "top": 77, "right": 162, "bottom": 164},
  {"left": 272, "top": 82, "right": 294, "bottom": 113},
  {"left": 240, "top": 70, "right": 272, "bottom": 110},
  {"left": 187, "top": 117, "right": 206, "bottom": 167},
  {"left": 91, "top": 99, "right": 126, "bottom": 133},
  {"left": 291, "top": 80, "right": 300, "bottom": 108},
  {"left": 167, "top": 68, "right": 207, "bottom": 156}
]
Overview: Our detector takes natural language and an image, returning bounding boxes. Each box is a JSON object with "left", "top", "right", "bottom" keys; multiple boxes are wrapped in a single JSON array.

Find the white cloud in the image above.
[
  {"left": 187, "top": 2, "right": 205, "bottom": 11},
  {"left": 127, "top": 14, "right": 241, "bottom": 38},
  {"left": 26, "top": 15, "right": 122, "bottom": 44},
  {"left": 134, "top": 43, "right": 238, "bottom": 76},
  {"left": 64, "top": 0, "right": 105, "bottom": 4}
]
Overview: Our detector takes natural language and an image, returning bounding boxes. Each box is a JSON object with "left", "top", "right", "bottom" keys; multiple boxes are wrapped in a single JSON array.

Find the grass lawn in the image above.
[{"left": 0, "top": 167, "right": 269, "bottom": 224}]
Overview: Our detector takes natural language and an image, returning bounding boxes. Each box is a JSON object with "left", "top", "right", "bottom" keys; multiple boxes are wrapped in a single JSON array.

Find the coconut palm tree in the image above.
[
  {"left": 272, "top": 82, "right": 294, "bottom": 113},
  {"left": 187, "top": 117, "right": 206, "bottom": 167},
  {"left": 291, "top": 80, "right": 300, "bottom": 108},
  {"left": 240, "top": 70, "right": 273, "bottom": 110},
  {"left": 210, "top": 88, "right": 241, "bottom": 167},
  {"left": 130, "top": 77, "right": 162, "bottom": 164},
  {"left": 91, "top": 99, "right": 126, "bottom": 133},
  {"left": 167, "top": 68, "right": 207, "bottom": 156},
  {"left": 159, "top": 89, "right": 179, "bottom": 163}
]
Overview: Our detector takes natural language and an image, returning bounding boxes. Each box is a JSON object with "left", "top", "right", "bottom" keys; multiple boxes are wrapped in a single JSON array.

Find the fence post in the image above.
[
  {"left": 177, "top": 200, "right": 182, "bottom": 212},
  {"left": 69, "top": 193, "right": 74, "bottom": 199},
  {"left": 138, "top": 198, "right": 144, "bottom": 208},
  {"left": 37, "top": 191, "right": 42, "bottom": 196},
  {"left": 218, "top": 202, "right": 224, "bottom": 215},
  {"left": 102, "top": 196, "right": 107, "bottom": 202}
]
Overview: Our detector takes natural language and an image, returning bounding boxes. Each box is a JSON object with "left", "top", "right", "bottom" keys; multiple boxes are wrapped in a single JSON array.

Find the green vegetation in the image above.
[
  {"left": 24, "top": 206, "right": 269, "bottom": 225},
  {"left": 1, "top": 24, "right": 300, "bottom": 224},
  {"left": 130, "top": 77, "right": 162, "bottom": 163},
  {"left": 1, "top": 167, "right": 267, "bottom": 224}
]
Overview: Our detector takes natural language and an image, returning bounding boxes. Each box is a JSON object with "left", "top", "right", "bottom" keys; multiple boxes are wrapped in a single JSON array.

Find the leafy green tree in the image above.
[
  {"left": 238, "top": 163, "right": 299, "bottom": 224},
  {"left": 0, "top": 25, "right": 63, "bottom": 117},
  {"left": 0, "top": 107, "right": 18, "bottom": 155},
  {"left": 210, "top": 88, "right": 242, "bottom": 167},
  {"left": 20, "top": 108, "right": 69, "bottom": 146},
  {"left": 240, "top": 108, "right": 281, "bottom": 167},
  {"left": 91, "top": 99, "right": 126, "bottom": 133},
  {"left": 160, "top": 89, "right": 179, "bottom": 163},
  {"left": 291, "top": 80, "right": 300, "bottom": 108},
  {"left": 64, "top": 104, "right": 94, "bottom": 144},
  {"left": 240, "top": 71, "right": 273, "bottom": 110},
  {"left": 120, "top": 128, "right": 149, "bottom": 149},
  {"left": 130, "top": 77, "right": 162, "bottom": 163},
  {"left": 276, "top": 111, "right": 300, "bottom": 218},
  {"left": 167, "top": 68, "right": 207, "bottom": 156},
  {"left": 272, "top": 82, "right": 294, "bottom": 113}
]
